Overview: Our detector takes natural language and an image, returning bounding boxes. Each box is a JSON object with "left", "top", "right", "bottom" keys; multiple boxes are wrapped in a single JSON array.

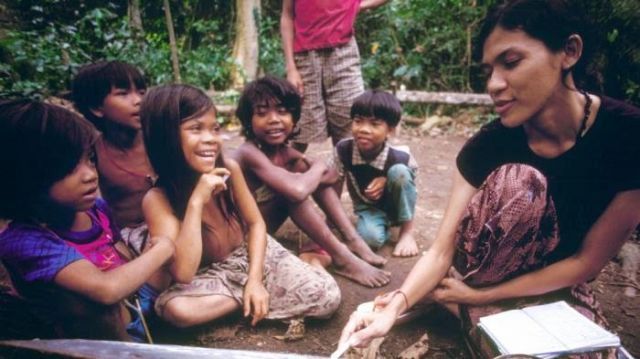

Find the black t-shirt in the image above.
[{"left": 457, "top": 96, "right": 640, "bottom": 261}]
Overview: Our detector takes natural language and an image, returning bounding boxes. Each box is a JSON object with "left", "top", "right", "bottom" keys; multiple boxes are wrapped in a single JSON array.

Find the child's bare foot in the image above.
[
  {"left": 392, "top": 233, "right": 418, "bottom": 257},
  {"left": 333, "top": 250, "right": 391, "bottom": 288},
  {"left": 346, "top": 239, "right": 387, "bottom": 267}
]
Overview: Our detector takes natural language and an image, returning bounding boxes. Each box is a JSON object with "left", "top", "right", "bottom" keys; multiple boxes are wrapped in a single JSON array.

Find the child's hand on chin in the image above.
[{"left": 192, "top": 168, "right": 231, "bottom": 204}]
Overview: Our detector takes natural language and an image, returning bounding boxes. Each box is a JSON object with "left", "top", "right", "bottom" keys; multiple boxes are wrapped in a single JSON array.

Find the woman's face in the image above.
[
  {"left": 481, "top": 26, "right": 568, "bottom": 127},
  {"left": 179, "top": 109, "right": 222, "bottom": 173}
]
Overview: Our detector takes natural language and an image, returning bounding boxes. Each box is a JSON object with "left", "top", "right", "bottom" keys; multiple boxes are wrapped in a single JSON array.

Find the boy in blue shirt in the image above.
[{"left": 333, "top": 90, "right": 418, "bottom": 257}]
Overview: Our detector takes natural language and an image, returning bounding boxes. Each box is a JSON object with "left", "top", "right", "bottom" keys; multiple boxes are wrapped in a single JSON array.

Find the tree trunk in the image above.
[
  {"left": 128, "top": 0, "right": 144, "bottom": 36},
  {"left": 185, "top": 0, "right": 222, "bottom": 50},
  {"left": 231, "top": 0, "right": 260, "bottom": 88},
  {"left": 163, "top": 0, "right": 181, "bottom": 84}
]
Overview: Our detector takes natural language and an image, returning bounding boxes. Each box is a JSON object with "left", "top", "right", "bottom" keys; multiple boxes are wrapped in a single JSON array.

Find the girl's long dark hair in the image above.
[
  {"left": 141, "top": 85, "right": 238, "bottom": 221},
  {"left": 0, "top": 99, "right": 98, "bottom": 226}
]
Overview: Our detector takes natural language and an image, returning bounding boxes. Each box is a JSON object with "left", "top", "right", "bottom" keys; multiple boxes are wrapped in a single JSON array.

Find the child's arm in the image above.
[
  {"left": 226, "top": 158, "right": 269, "bottom": 326},
  {"left": 143, "top": 168, "right": 230, "bottom": 284},
  {"left": 280, "top": 0, "right": 303, "bottom": 95},
  {"left": 234, "top": 144, "right": 328, "bottom": 202},
  {"left": 53, "top": 236, "right": 174, "bottom": 305}
]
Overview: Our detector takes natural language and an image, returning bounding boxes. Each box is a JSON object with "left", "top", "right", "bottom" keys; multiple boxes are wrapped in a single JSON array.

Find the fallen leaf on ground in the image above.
[
  {"left": 345, "top": 336, "right": 385, "bottom": 359},
  {"left": 274, "top": 318, "right": 305, "bottom": 342}
]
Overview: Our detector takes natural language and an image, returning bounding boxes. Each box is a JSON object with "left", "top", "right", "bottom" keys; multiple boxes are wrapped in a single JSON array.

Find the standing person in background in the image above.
[{"left": 281, "top": 0, "right": 388, "bottom": 153}]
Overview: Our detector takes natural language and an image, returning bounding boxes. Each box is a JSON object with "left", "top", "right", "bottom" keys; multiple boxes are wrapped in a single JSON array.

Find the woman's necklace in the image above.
[{"left": 576, "top": 89, "right": 592, "bottom": 141}]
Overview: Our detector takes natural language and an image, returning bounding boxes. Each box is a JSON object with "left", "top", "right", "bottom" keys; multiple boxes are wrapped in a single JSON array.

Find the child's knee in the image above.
[
  {"left": 161, "top": 298, "right": 197, "bottom": 328},
  {"left": 357, "top": 221, "right": 387, "bottom": 248},
  {"left": 387, "top": 164, "right": 415, "bottom": 188},
  {"left": 488, "top": 164, "right": 548, "bottom": 195}
]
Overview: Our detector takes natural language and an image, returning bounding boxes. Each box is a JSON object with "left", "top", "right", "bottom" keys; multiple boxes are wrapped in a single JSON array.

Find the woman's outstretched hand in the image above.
[{"left": 338, "top": 307, "right": 397, "bottom": 349}]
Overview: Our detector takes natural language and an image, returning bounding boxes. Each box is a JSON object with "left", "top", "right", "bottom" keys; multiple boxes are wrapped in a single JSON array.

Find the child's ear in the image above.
[{"left": 89, "top": 106, "right": 105, "bottom": 118}]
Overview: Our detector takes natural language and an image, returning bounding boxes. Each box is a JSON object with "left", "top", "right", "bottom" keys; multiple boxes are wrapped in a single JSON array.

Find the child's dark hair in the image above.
[
  {"left": 235, "top": 75, "right": 301, "bottom": 141},
  {"left": 0, "top": 99, "right": 98, "bottom": 224},
  {"left": 141, "top": 85, "right": 237, "bottom": 221},
  {"left": 71, "top": 61, "right": 147, "bottom": 131},
  {"left": 350, "top": 90, "right": 402, "bottom": 127},
  {"left": 474, "top": 0, "right": 595, "bottom": 89}
]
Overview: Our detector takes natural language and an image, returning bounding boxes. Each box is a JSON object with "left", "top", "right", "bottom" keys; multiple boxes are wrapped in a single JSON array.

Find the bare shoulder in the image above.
[
  {"left": 142, "top": 187, "right": 169, "bottom": 209},
  {"left": 230, "top": 142, "right": 263, "bottom": 163},
  {"left": 223, "top": 157, "right": 241, "bottom": 173}
]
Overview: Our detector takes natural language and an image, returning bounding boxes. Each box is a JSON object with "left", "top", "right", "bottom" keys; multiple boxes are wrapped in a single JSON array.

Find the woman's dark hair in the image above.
[
  {"left": 475, "top": 0, "right": 595, "bottom": 88},
  {"left": 235, "top": 75, "right": 302, "bottom": 141},
  {"left": 71, "top": 61, "right": 147, "bottom": 132},
  {"left": 0, "top": 99, "right": 98, "bottom": 224},
  {"left": 350, "top": 90, "right": 402, "bottom": 127},
  {"left": 141, "top": 85, "right": 237, "bottom": 221}
]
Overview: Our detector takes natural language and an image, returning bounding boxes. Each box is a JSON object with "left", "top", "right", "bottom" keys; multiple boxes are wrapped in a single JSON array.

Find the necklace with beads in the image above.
[{"left": 576, "top": 89, "right": 592, "bottom": 141}]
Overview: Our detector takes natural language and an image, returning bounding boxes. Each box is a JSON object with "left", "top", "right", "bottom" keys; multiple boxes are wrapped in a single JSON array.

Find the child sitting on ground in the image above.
[
  {"left": 230, "top": 76, "right": 390, "bottom": 288},
  {"left": 140, "top": 84, "right": 340, "bottom": 329},
  {"left": 333, "top": 90, "right": 418, "bottom": 257},
  {"left": 0, "top": 100, "right": 174, "bottom": 341},
  {"left": 71, "top": 61, "right": 155, "bottom": 256}
]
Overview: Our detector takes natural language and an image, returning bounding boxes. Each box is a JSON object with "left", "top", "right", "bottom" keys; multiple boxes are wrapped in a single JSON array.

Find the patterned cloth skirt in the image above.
[
  {"left": 453, "top": 164, "right": 614, "bottom": 359},
  {"left": 155, "top": 236, "right": 341, "bottom": 321}
]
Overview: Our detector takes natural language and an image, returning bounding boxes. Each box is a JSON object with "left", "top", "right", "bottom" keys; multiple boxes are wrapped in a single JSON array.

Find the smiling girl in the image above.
[
  {"left": 141, "top": 84, "right": 340, "bottom": 328},
  {"left": 338, "top": 0, "right": 640, "bottom": 356}
]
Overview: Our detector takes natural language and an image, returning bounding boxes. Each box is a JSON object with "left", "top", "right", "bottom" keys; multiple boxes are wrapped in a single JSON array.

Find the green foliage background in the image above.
[{"left": 0, "top": 0, "right": 638, "bottom": 105}]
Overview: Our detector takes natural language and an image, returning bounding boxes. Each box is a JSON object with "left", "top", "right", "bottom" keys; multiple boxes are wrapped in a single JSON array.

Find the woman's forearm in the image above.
[{"left": 400, "top": 245, "right": 455, "bottom": 309}]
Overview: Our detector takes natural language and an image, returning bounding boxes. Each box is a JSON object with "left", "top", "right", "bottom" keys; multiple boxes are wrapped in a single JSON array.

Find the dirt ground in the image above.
[
  {"left": 149, "top": 129, "right": 640, "bottom": 358},
  {"left": 1, "top": 128, "right": 638, "bottom": 358}
]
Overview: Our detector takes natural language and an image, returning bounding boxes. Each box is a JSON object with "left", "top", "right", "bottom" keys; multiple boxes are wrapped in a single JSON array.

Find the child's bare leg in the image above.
[
  {"left": 313, "top": 186, "right": 387, "bottom": 266},
  {"left": 393, "top": 219, "right": 418, "bottom": 257},
  {"left": 161, "top": 295, "right": 240, "bottom": 328},
  {"left": 299, "top": 252, "right": 332, "bottom": 270},
  {"left": 288, "top": 199, "right": 390, "bottom": 287},
  {"left": 299, "top": 239, "right": 332, "bottom": 270}
]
